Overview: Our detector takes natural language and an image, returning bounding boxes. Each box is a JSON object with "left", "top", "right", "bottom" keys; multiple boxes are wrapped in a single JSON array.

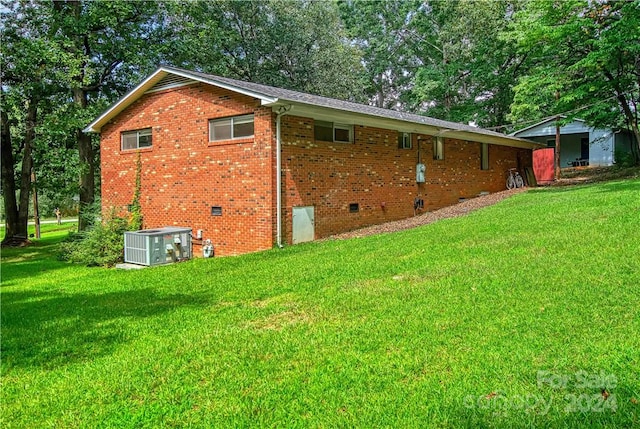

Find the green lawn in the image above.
[
  {"left": 2, "top": 180, "right": 639, "bottom": 428},
  {"left": 0, "top": 220, "right": 78, "bottom": 237}
]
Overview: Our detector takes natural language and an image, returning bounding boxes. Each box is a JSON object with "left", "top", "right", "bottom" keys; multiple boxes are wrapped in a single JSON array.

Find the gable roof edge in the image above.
[
  {"left": 83, "top": 67, "right": 279, "bottom": 133},
  {"left": 509, "top": 115, "right": 591, "bottom": 136}
]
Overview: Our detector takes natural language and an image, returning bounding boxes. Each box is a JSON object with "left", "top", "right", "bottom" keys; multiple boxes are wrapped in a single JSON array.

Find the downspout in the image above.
[{"left": 275, "top": 105, "right": 292, "bottom": 248}]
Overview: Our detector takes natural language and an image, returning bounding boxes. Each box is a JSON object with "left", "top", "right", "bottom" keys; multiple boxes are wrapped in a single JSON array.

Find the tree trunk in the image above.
[
  {"left": 615, "top": 94, "right": 640, "bottom": 165},
  {"left": 604, "top": 71, "right": 640, "bottom": 165},
  {"left": 68, "top": 0, "right": 96, "bottom": 232},
  {"left": 624, "top": 116, "right": 640, "bottom": 166},
  {"left": 74, "top": 88, "right": 96, "bottom": 232},
  {"left": 1, "top": 102, "right": 36, "bottom": 246},
  {"left": 1, "top": 110, "right": 21, "bottom": 244},
  {"left": 555, "top": 118, "right": 561, "bottom": 180}
]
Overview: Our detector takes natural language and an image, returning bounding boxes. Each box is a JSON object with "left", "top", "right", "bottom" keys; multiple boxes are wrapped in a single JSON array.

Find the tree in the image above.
[
  {"left": 508, "top": 0, "right": 640, "bottom": 164},
  {"left": 0, "top": 0, "right": 68, "bottom": 245},
  {"left": 339, "top": 0, "right": 422, "bottom": 109},
  {"left": 167, "top": 0, "right": 364, "bottom": 101},
  {"left": 1, "top": 0, "right": 168, "bottom": 242},
  {"left": 410, "top": 0, "right": 528, "bottom": 128},
  {"left": 48, "top": 0, "right": 167, "bottom": 230}
]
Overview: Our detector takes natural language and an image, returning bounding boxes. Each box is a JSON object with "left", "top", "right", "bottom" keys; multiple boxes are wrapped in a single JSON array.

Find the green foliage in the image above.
[
  {"left": 1, "top": 0, "right": 168, "bottom": 233},
  {"left": 615, "top": 148, "right": 637, "bottom": 168},
  {"left": 129, "top": 152, "right": 143, "bottom": 231},
  {"left": 412, "top": 0, "right": 528, "bottom": 128},
  {"left": 339, "top": 0, "right": 421, "bottom": 109},
  {"left": 339, "top": 0, "right": 528, "bottom": 128},
  {"left": 508, "top": 0, "right": 640, "bottom": 162},
  {"left": 2, "top": 179, "right": 640, "bottom": 427},
  {"left": 167, "top": 0, "right": 365, "bottom": 101},
  {"left": 59, "top": 209, "right": 130, "bottom": 267}
]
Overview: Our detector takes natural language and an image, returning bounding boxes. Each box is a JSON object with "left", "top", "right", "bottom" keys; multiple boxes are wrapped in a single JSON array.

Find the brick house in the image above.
[{"left": 85, "top": 66, "right": 539, "bottom": 257}]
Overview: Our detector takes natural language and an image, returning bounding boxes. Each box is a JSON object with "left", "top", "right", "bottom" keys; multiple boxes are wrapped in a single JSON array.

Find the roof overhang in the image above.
[
  {"left": 269, "top": 101, "right": 542, "bottom": 149},
  {"left": 85, "top": 67, "right": 541, "bottom": 150},
  {"left": 83, "top": 67, "right": 278, "bottom": 133}
]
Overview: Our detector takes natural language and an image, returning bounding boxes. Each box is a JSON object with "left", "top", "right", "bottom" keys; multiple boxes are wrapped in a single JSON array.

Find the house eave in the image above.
[
  {"left": 85, "top": 66, "right": 541, "bottom": 150},
  {"left": 83, "top": 67, "right": 279, "bottom": 133},
  {"left": 267, "top": 101, "right": 542, "bottom": 149}
]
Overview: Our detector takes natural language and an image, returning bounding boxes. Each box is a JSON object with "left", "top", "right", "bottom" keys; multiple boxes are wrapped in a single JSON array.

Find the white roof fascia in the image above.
[
  {"left": 509, "top": 115, "right": 592, "bottom": 137},
  {"left": 84, "top": 67, "right": 278, "bottom": 133},
  {"left": 273, "top": 102, "right": 542, "bottom": 149},
  {"left": 83, "top": 68, "right": 168, "bottom": 133},
  {"left": 164, "top": 68, "right": 278, "bottom": 105}
]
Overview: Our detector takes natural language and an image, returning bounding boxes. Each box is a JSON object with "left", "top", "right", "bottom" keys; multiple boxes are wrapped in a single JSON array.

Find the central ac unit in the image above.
[{"left": 124, "top": 227, "right": 192, "bottom": 266}]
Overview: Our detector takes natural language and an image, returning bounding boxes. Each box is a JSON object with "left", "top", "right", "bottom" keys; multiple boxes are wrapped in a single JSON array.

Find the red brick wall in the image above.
[
  {"left": 423, "top": 137, "right": 532, "bottom": 210},
  {"left": 280, "top": 116, "right": 418, "bottom": 242},
  {"left": 101, "top": 84, "right": 532, "bottom": 255},
  {"left": 280, "top": 115, "right": 532, "bottom": 242},
  {"left": 100, "top": 83, "right": 275, "bottom": 256}
]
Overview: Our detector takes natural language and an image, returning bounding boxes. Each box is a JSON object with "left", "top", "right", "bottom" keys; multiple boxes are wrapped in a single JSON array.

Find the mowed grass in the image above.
[
  {"left": 0, "top": 220, "right": 78, "bottom": 237},
  {"left": 2, "top": 180, "right": 639, "bottom": 428}
]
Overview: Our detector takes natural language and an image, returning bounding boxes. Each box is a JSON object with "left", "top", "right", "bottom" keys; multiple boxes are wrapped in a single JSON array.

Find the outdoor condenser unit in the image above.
[{"left": 124, "top": 227, "right": 192, "bottom": 266}]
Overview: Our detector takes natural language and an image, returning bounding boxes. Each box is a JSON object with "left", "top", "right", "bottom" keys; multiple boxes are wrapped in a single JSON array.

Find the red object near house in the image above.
[{"left": 533, "top": 148, "right": 555, "bottom": 185}]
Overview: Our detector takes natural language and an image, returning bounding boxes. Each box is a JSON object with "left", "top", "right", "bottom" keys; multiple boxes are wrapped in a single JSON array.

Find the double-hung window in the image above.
[
  {"left": 121, "top": 128, "right": 152, "bottom": 150},
  {"left": 209, "top": 114, "right": 254, "bottom": 142},
  {"left": 314, "top": 121, "right": 353, "bottom": 143}
]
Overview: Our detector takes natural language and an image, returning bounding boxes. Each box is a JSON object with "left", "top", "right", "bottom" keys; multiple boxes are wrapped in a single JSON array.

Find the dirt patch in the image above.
[
  {"left": 324, "top": 166, "right": 639, "bottom": 241},
  {"left": 552, "top": 166, "right": 640, "bottom": 186},
  {"left": 326, "top": 187, "right": 528, "bottom": 241}
]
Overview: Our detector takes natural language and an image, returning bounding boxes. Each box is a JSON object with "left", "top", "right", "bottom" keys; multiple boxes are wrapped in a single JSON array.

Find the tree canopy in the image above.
[{"left": 507, "top": 0, "right": 640, "bottom": 163}]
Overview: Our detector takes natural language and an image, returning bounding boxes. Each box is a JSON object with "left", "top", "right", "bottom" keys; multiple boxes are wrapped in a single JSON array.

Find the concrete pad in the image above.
[{"left": 115, "top": 263, "right": 147, "bottom": 270}]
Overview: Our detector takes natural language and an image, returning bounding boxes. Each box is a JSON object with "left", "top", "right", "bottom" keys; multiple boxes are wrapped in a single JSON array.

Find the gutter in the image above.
[{"left": 275, "top": 105, "right": 292, "bottom": 248}]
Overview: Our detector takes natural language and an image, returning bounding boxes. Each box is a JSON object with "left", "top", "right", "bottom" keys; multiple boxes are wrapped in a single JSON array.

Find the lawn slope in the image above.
[{"left": 2, "top": 179, "right": 639, "bottom": 428}]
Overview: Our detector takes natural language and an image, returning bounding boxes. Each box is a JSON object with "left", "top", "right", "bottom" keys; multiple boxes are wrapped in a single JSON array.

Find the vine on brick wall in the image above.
[{"left": 129, "top": 151, "right": 143, "bottom": 231}]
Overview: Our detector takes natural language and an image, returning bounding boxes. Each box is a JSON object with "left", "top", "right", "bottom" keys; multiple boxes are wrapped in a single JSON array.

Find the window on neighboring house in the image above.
[
  {"left": 209, "top": 114, "right": 254, "bottom": 141},
  {"left": 433, "top": 136, "right": 444, "bottom": 160},
  {"left": 121, "top": 128, "right": 152, "bottom": 150},
  {"left": 314, "top": 120, "right": 353, "bottom": 143},
  {"left": 398, "top": 132, "right": 412, "bottom": 149},
  {"left": 481, "top": 143, "right": 489, "bottom": 170}
]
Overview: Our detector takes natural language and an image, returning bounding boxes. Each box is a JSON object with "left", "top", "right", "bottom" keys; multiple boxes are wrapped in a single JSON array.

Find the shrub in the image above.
[
  {"left": 59, "top": 212, "right": 130, "bottom": 267},
  {"left": 60, "top": 154, "right": 144, "bottom": 267},
  {"left": 614, "top": 148, "right": 637, "bottom": 168}
]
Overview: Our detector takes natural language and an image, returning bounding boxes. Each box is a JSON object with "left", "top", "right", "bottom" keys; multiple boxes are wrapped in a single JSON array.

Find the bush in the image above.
[
  {"left": 59, "top": 213, "right": 130, "bottom": 267},
  {"left": 614, "top": 148, "right": 637, "bottom": 168}
]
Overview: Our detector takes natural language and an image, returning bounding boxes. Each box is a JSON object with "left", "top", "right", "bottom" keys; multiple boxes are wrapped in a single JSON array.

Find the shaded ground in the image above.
[{"left": 554, "top": 165, "right": 640, "bottom": 186}]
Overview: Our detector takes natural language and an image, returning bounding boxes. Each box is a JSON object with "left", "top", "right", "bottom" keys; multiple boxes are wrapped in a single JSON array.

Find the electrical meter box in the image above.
[
  {"left": 416, "top": 163, "right": 426, "bottom": 183},
  {"left": 124, "top": 227, "right": 192, "bottom": 266}
]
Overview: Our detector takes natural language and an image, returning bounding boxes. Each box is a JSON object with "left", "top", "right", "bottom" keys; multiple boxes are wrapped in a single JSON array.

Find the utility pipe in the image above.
[{"left": 275, "top": 105, "right": 292, "bottom": 248}]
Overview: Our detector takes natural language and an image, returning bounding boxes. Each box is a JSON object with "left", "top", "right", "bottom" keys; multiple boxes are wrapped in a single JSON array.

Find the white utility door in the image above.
[{"left": 292, "top": 206, "right": 315, "bottom": 244}]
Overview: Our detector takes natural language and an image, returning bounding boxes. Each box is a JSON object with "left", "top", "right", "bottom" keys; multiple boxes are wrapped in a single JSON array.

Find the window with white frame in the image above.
[
  {"left": 398, "top": 132, "right": 412, "bottom": 149},
  {"left": 433, "top": 136, "right": 444, "bottom": 160},
  {"left": 481, "top": 143, "right": 489, "bottom": 170},
  {"left": 121, "top": 128, "right": 152, "bottom": 150},
  {"left": 314, "top": 120, "right": 353, "bottom": 143},
  {"left": 209, "top": 114, "right": 254, "bottom": 141}
]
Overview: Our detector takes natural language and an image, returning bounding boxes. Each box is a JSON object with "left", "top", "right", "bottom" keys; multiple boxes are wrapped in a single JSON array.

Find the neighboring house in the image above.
[
  {"left": 85, "top": 66, "right": 540, "bottom": 257},
  {"left": 511, "top": 117, "right": 635, "bottom": 167}
]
